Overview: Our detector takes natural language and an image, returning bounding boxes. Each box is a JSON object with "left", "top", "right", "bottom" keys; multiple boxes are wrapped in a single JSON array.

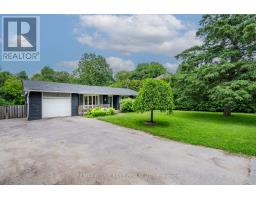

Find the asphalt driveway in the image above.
[{"left": 0, "top": 117, "right": 255, "bottom": 184}]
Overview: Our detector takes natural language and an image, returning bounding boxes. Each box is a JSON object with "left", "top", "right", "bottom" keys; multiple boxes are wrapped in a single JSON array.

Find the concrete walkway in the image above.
[{"left": 0, "top": 117, "right": 255, "bottom": 184}]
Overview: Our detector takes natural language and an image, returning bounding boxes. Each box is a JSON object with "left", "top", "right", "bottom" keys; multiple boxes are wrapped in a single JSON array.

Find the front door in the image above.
[{"left": 113, "top": 95, "right": 119, "bottom": 110}]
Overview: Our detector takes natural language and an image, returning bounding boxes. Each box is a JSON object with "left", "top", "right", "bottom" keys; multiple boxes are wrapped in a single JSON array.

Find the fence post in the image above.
[{"left": 5, "top": 106, "right": 8, "bottom": 119}]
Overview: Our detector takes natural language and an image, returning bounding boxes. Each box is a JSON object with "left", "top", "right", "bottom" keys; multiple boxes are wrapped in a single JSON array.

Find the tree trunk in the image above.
[
  {"left": 150, "top": 110, "right": 154, "bottom": 123},
  {"left": 223, "top": 104, "right": 231, "bottom": 117}
]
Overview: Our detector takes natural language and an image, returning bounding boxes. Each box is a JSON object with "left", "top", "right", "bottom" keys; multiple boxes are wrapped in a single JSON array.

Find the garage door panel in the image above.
[{"left": 42, "top": 93, "right": 71, "bottom": 118}]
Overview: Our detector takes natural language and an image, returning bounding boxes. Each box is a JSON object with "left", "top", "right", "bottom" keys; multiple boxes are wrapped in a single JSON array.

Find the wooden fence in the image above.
[{"left": 0, "top": 105, "right": 27, "bottom": 120}]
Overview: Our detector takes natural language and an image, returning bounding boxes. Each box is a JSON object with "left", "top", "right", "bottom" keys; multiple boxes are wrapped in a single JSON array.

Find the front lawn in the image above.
[{"left": 98, "top": 111, "right": 256, "bottom": 156}]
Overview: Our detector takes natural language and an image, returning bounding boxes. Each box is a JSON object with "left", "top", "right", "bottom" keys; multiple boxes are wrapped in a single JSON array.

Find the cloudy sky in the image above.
[{"left": 0, "top": 14, "right": 202, "bottom": 76}]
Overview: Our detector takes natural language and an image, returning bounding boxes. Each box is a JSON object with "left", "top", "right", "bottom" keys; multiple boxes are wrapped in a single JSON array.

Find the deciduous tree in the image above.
[
  {"left": 173, "top": 15, "right": 256, "bottom": 114},
  {"left": 32, "top": 66, "right": 74, "bottom": 83},
  {"left": 130, "top": 62, "right": 167, "bottom": 80},
  {"left": 134, "top": 79, "right": 174, "bottom": 124},
  {"left": 75, "top": 53, "right": 114, "bottom": 86}
]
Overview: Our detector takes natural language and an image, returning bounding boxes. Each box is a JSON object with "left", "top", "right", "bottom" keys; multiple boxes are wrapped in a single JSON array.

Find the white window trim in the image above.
[
  {"left": 83, "top": 94, "right": 100, "bottom": 108},
  {"left": 108, "top": 95, "right": 113, "bottom": 107}
]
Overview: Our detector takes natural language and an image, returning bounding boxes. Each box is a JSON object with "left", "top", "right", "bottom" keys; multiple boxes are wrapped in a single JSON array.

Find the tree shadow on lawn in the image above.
[
  {"left": 134, "top": 118, "right": 171, "bottom": 128},
  {"left": 174, "top": 111, "right": 256, "bottom": 127}
]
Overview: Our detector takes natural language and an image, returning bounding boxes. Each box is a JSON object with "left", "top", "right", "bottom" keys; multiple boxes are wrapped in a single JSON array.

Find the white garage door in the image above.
[{"left": 42, "top": 92, "right": 71, "bottom": 118}]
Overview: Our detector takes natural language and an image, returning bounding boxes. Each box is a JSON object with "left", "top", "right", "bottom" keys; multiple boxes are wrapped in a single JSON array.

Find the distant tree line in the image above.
[{"left": 0, "top": 54, "right": 168, "bottom": 106}]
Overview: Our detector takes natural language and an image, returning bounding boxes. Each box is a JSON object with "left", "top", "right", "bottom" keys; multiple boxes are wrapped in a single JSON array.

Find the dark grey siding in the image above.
[
  {"left": 79, "top": 94, "right": 83, "bottom": 106},
  {"left": 113, "top": 95, "right": 120, "bottom": 110},
  {"left": 28, "top": 92, "right": 42, "bottom": 120},
  {"left": 71, "top": 93, "right": 79, "bottom": 116}
]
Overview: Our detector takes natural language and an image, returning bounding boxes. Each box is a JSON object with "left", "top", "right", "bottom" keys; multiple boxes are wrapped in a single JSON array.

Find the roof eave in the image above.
[{"left": 23, "top": 89, "right": 136, "bottom": 96}]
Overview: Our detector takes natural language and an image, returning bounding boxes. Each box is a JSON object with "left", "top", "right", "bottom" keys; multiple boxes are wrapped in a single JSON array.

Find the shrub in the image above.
[
  {"left": 120, "top": 98, "right": 135, "bottom": 112},
  {"left": 106, "top": 107, "right": 115, "bottom": 115},
  {"left": 85, "top": 107, "right": 116, "bottom": 118}
]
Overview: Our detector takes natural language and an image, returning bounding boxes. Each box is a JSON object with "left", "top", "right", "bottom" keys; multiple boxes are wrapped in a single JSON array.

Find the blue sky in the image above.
[{"left": 0, "top": 14, "right": 202, "bottom": 77}]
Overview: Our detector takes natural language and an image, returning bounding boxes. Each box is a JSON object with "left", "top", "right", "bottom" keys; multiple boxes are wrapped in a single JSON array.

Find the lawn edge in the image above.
[{"left": 97, "top": 117, "right": 254, "bottom": 158}]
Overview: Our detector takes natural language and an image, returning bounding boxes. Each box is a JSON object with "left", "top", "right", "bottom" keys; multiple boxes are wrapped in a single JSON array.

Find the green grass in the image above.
[{"left": 98, "top": 111, "right": 256, "bottom": 156}]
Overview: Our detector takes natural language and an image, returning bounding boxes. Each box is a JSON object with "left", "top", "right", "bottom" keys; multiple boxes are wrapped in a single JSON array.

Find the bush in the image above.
[
  {"left": 85, "top": 107, "right": 116, "bottom": 118},
  {"left": 106, "top": 107, "right": 115, "bottom": 115},
  {"left": 120, "top": 98, "right": 135, "bottom": 112}
]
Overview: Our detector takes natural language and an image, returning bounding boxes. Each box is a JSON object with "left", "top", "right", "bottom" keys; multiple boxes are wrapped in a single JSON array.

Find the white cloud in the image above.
[
  {"left": 106, "top": 56, "right": 135, "bottom": 73},
  {"left": 55, "top": 57, "right": 135, "bottom": 73},
  {"left": 56, "top": 60, "right": 79, "bottom": 68},
  {"left": 164, "top": 62, "right": 179, "bottom": 73},
  {"left": 75, "top": 15, "right": 201, "bottom": 56}
]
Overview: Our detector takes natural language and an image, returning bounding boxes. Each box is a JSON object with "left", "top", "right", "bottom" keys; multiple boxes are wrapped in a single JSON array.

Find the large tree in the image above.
[
  {"left": 16, "top": 71, "right": 28, "bottom": 80},
  {"left": 130, "top": 62, "right": 167, "bottom": 80},
  {"left": 134, "top": 79, "right": 174, "bottom": 124},
  {"left": 75, "top": 53, "right": 113, "bottom": 86},
  {"left": 111, "top": 70, "right": 131, "bottom": 88},
  {"left": 114, "top": 70, "right": 131, "bottom": 82},
  {"left": 0, "top": 76, "right": 24, "bottom": 105},
  {"left": 177, "top": 15, "right": 256, "bottom": 72},
  {"left": 0, "top": 71, "right": 12, "bottom": 86},
  {"left": 173, "top": 15, "right": 256, "bottom": 114},
  {"left": 32, "top": 66, "right": 75, "bottom": 83},
  {"left": 0, "top": 69, "right": 28, "bottom": 105},
  {"left": 0, "top": 70, "right": 12, "bottom": 105}
]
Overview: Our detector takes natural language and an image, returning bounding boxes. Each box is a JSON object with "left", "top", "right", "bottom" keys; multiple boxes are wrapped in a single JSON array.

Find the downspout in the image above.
[{"left": 27, "top": 91, "right": 30, "bottom": 120}]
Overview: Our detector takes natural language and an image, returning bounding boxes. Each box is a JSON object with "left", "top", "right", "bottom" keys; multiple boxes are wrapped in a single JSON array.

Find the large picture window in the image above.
[{"left": 83, "top": 95, "right": 99, "bottom": 106}]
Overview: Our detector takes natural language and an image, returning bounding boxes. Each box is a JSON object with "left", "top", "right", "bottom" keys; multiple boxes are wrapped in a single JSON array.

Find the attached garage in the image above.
[{"left": 42, "top": 92, "right": 71, "bottom": 118}]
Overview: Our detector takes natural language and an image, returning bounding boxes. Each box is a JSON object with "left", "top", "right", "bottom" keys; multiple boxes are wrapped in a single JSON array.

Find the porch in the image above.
[{"left": 78, "top": 94, "right": 121, "bottom": 115}]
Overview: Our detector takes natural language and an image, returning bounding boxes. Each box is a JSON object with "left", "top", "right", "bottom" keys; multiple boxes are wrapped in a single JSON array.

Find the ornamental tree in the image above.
[{"left": 134, "top": 79, "right": 174, "bottom": 124}]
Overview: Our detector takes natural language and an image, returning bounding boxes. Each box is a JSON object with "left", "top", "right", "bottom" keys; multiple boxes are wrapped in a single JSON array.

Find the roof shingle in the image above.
[{"left": 22, "top": 80, "right": 137, "bottom": 96}]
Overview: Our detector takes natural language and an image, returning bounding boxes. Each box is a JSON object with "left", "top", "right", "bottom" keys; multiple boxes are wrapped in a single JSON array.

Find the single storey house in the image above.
[{"left": 22, "top": 80, "right": 137, "bottom": 120}]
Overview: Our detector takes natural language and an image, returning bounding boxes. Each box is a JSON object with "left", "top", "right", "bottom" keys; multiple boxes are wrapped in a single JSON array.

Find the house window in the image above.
[
  {"left": 103, "top": 95, "right": 108, "bottom": 104},
  {"left": 89, "top": 96, "right": 92, "bottom": 105},
  {"left": 93, "top": 96, "right": 97, "bottom": 105},
  {"left": 84, "top": 95, "right": 99, "bottom": 106},
  {"left": 95, "top": 96, "right": 98, "bottom": 105},
  {"left": 84, "top": 96, "right": 88, "bottom": 105}
]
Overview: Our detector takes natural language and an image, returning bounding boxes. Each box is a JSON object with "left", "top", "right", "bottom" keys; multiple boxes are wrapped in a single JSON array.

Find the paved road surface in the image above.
[{"left": 0, "top": 117, "right": 255, "bottom": 184}]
